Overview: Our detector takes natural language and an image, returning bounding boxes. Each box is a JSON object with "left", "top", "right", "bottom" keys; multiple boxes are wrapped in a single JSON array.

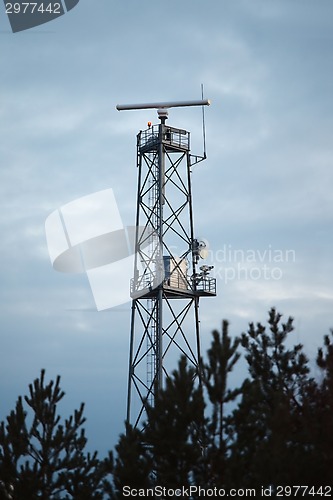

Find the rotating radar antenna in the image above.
[
  {"left": 117, "top": 96, "right": 216, "bottom": 428},
  {"left": 116, "top": 98, "right": 210, "bottom": 113}
]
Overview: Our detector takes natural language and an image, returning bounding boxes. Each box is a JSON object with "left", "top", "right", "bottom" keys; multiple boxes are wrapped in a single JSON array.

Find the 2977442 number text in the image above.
[
  {"left": 5, "top": 3, "right": 62, "bottom": 14},
  {"left": 275, "top": 486, "right": 332, "bottom": 497}
]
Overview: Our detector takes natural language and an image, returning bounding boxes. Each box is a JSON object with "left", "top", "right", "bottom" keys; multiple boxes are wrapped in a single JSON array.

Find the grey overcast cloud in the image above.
[{"left": 1, "top": 0, "right": 333, "bottom": 454}]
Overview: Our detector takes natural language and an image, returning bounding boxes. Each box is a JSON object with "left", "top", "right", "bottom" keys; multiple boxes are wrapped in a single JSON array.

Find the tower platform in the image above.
[{"left": 130, "top": 277, "right": 216, "bottom": 300}]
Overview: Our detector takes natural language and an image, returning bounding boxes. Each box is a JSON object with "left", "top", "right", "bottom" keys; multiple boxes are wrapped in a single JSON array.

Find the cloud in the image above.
[{"left": 1, "top": 0, "right": 333, "bottom": 453}]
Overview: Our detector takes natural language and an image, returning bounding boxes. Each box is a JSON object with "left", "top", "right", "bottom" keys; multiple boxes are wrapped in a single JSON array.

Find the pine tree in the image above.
[
  {"left": 144, "top": 356, "right": 205, "bottom": 489},
  {"left": 313, "top": 329, "right": 333, "bottom": 482},
  {"left": 112, "top": 423, "right": 153, "bottom": 496},
  {"left": 112, "top": 310, "right": 333, "bottom": 490},
  {"left": 202, "top": 320, "right": 241, "bottom": 487},
  {"left": 0, "top": 370, "right": 112, "bottom": 499},
  {"left": 112, "top": 324, "right": 242, "bottom": 492},
  {"left": 228, "top": 308, "right": 312, "bottom": 487},
  {"left": 111, "top": 356, "right": 207, "bottom": 495}
]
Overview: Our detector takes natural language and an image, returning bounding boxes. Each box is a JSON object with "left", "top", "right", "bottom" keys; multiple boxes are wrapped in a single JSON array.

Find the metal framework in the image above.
[{"left": 123, "top": 105, "right": 216, "bottom": 428}]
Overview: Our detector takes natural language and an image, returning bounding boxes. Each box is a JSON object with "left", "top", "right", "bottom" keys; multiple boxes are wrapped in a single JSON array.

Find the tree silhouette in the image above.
[
  {"left": 227, "top": 308, "right": 313, "bottom": 487},
  {"left": 112, "top": 308, "right": 333, "bottom": 491},
  {"left": 112, "top": 357, "right": 206, "bottom": 496},
  {"left": 112, "top": 320, "right": 241, "bottom": 493},
  {"left": 112, "top": 423, "right": 152, "bottom": 496},
  {"left": 144, "top": 356, "right": 206, "bottom": 489},
  {"left": 201, "top": 320, "right": 241, "bottom": 488},
  {"left": 3, "top": 311, "right": 333, "bottom": 496},
  {"left": 0, "top": 370, "right": 112, "bottom": 499},
  {"left": 313, "top": 329, "right": 333, "bottom": 483}
]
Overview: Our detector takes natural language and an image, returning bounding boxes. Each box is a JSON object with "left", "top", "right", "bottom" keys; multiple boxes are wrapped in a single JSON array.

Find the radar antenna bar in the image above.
[{"left": 116, "top": 99, "right": 210, "bottom": 111}]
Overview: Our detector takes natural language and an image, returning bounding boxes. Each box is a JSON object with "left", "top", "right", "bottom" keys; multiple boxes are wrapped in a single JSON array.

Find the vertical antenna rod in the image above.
[{"left": 201, "top": 84, "right": 207, "bottom": 158}]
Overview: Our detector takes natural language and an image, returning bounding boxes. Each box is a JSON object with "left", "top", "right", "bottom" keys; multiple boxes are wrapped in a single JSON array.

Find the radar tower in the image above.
[{"left": 116, "top": 99, "right": 216, "bottom": 427}]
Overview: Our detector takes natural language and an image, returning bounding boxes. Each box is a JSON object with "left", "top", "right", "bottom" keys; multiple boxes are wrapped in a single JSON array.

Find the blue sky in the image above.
[{"left": 1, "top": 0, "right": 333, "bottom": 455}]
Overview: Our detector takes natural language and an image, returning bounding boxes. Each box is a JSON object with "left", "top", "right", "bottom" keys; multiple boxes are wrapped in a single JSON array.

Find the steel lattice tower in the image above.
[{"left": 116, "top": 100, "right": 216, "bottom": 428}]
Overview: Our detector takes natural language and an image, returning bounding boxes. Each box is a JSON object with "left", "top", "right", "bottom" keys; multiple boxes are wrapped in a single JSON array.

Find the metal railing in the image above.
[
  {"left": 131, "top": 272, "right": 216, "bottom": 296},
  {"left": 194, "top": 276, "right": 216, "bottom": 295},
  {"left": 138, "top": 125, "right": 190, "bottom": 152}
]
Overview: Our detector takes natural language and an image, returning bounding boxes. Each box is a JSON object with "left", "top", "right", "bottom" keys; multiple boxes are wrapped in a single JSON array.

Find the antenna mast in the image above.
[
  {"left": 117, "top": 99, "right": 216, "bottom": 428},
  {"left": 201, "top": 84, "right": 207, "bottom": 158}
]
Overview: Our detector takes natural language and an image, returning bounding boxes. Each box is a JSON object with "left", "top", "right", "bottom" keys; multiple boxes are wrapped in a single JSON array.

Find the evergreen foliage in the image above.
[
  {"left": 143, "top": 357, "right": 205, "bottom": 489},
  {"left": 2, "top": 309, "right": 333, "bottom": 497},
  {"left": 0, "top": 370, "right": 112, "bottom": 499},
  {"left": 112, "top": 308, "right": 333, "bottom": 494}
]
